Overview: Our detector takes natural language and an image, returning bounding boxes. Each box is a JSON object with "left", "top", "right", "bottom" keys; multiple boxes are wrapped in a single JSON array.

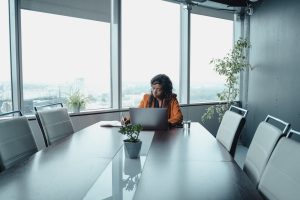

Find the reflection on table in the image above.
[{"left": 83, "top": 130, "right": 154, "bottom": 200}]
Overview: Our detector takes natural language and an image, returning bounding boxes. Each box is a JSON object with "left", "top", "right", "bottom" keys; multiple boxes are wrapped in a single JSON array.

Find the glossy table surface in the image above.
[{"left": 0, "top": 122, "right": 262, "bottom": 200}]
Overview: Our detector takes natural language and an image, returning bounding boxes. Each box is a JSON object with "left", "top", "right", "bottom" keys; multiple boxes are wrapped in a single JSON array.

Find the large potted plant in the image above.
[
  {"left": 66, "top": 90, "right": 88, "bottom": 113},
  {"left": 119, "top": 124, "right": 143, "bottom": 159},
  {"left": 202, "top": 38, "right": 251, "bottom": 122}
]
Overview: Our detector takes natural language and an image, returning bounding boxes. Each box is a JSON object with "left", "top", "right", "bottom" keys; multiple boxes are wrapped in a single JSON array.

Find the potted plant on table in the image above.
[{"left": 119, "top": 124, "right": 143, "bottom": 159}]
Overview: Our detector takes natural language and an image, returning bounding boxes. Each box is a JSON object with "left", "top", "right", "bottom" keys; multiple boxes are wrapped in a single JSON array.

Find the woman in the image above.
[{"left": 130, "top": 74, "right": 183, "bottom": 126}]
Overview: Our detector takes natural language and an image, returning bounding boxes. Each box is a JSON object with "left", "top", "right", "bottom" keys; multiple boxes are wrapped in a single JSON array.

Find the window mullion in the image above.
[
  {"left": 9, "top": 0, "right": 23, "bottom": 112},
  {"left": 111, "top": 0, "right": 121, "bottom": 109},
  {"left": 179, "top": 4, "right": 191, "bottom": 104}
]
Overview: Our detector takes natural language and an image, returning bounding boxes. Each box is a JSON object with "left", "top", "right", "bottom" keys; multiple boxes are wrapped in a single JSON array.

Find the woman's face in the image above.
[{"left": 151, "top": 84, "right": 163, "bottom": 99}]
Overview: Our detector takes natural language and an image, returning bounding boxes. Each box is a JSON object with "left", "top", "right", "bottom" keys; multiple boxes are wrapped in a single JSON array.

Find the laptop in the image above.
[{"left": 129, "top": 108, "right": 168, "bottom": 130}]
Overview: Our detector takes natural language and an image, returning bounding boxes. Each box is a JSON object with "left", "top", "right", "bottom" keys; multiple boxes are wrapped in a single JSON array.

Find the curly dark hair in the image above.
[{"left": 148, "top": 74, "right": 176, "bottom": 108}]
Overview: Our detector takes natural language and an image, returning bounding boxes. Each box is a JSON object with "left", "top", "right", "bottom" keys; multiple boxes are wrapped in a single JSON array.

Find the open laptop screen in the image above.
[{"left": 129, "top": 108, "right": 168, "bottom": 130}]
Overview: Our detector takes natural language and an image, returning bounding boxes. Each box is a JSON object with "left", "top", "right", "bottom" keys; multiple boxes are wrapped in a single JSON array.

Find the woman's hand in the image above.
[{"left": 121, "top": 117, "right": 130, "bottom": 125}]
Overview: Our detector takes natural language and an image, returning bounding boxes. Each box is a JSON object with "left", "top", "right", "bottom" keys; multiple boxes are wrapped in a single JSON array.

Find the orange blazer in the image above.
[{"left": 138, "top": 94, "right": 183, "bottom": 126}]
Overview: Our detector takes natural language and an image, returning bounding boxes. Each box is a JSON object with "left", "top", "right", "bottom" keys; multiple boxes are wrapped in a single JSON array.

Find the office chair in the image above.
[
  {"left": 0, "top": 111, "right": 37, "bottom": 171},
  {"left": 258, "top": 129, "right": 300, "bottom": 200},
  {"left": 243, "top": 115, "right": 290, "bottom": 186},
  {"left": 216, "top": 105, "right": 248, "bottom": 157},
  {"left": 34, "top": 103, "right": 74, "bottom": 147}
]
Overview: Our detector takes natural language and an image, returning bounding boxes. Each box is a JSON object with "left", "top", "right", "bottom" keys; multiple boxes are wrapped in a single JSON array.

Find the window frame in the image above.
[{"left": 7, "top": 0, "right": 237, "bottom": 116}]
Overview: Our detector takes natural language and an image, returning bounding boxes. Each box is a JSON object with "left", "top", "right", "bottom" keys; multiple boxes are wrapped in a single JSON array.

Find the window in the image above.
[
  {"left": 190, "top": 14, "right": 233, "bottom": 103},
  {"left": 21, "top": 9, "right": 111, "bottom": 114},
  {"left": 0, "top": 0, "right": 12, "bottom": 114},
  {"left": 122, "top": 0, "right": 180, "bottom": 108}
]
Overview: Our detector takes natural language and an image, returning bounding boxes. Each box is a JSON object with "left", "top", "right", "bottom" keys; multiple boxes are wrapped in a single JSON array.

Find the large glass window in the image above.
[
  {"left": 122, "top": 0, "right": 180, "bottom": 108},
  {"left": 21, "top": 10, "right": 111, "bottom": 114},
  {"left": 0, "top": 0, "right": 13, "bottom": 114},
  {"left": 190, "top": 14, "right": 233, "bottom": 103}
]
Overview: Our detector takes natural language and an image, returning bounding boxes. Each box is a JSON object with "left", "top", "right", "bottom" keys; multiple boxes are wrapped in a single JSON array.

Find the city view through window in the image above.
[
  {"left": 1, "top": 2, "right": 234, "bottom": 115},
  {"left": 121, "top": 0, "right": 180, "bottom": 108},
  {"left": 21, "top": 10, "right": 111, "bottom": 114},
  {"left": 190, "top": 14, "right": 233, "bottom": 103}
]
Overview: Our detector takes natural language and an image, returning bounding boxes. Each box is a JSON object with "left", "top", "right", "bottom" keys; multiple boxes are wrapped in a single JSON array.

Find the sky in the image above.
[
  {"left": 2, "top": 0, "right": 232, "bottom": 92},
  {"left": 122, "top": 0, "right": 180, "bottom": 85},
  {"left": 21, "top": 9, "right": 110, "bottom": 91},
  {"left": 190, "top": 14, "right": 233, "bottom": 85},
  {"left": 0, "top": 0, "right": 11, "bottom": 82}
]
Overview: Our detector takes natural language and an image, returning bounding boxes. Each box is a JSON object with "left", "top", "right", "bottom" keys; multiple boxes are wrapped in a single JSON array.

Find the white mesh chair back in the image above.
[
  {"left": 258, "top": 135, "right": 300, "bottom": 200},
  {"left": 216, "top": 106, "right": 247, "bottom": 156},
  {"left": 0, "top": 115, "right": 37, "bottom": 171},
  {"left": 36, "top": 107, "right": 74, "bottom": 146},
  {"left": 243, "top": 115, "right": 290, "bottom": 186}
]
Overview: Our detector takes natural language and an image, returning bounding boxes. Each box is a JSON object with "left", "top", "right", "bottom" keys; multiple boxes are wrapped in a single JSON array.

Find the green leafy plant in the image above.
[
  {"left": 119, "top": 124, "right": 143, "bottom": 143},
  {"left": 66, "top": 90, "right": 88, "bottom": 112},
  {"left": 202, "top": 38, "right": 251, "bottom": 122}
]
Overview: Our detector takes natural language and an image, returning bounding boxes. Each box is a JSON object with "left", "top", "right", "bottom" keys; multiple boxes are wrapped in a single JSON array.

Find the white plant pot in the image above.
[{"left": 124, "top": 140, "right": 142, "bottom": 159}]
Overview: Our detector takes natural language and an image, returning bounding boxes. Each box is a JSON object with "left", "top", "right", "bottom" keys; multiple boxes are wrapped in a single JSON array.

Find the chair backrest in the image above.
[
  {"left": 243, "top": 115, "right": 290, "bottom": 186},
  {"left": 286, "top": 129, "right": 300, "bottom": 138},
  {"left": 258, "top": 131, "right": 300, "bottom": 200},
  {"left": 34, "top": 103, "right": 74, "bottom": 147},
  {"left": 216, "top": 105, "right": 248, "bottom": 156},
  {"left": 0, "top": 111, "right": 37, "bottom": 171}
]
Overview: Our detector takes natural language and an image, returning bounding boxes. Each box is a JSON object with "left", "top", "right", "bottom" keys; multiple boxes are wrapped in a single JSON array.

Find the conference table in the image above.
[{"left": 0, "top": 122, "right": 263, "bottom": 200}]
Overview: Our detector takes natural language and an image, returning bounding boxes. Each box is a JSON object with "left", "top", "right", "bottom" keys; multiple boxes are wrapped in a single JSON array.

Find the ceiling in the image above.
[
  {"left": 164, "top": 0, "right": 259, "bottom": 13},
  {"left": 199, "top": 0, "right": 248, "bottom": 7}
]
